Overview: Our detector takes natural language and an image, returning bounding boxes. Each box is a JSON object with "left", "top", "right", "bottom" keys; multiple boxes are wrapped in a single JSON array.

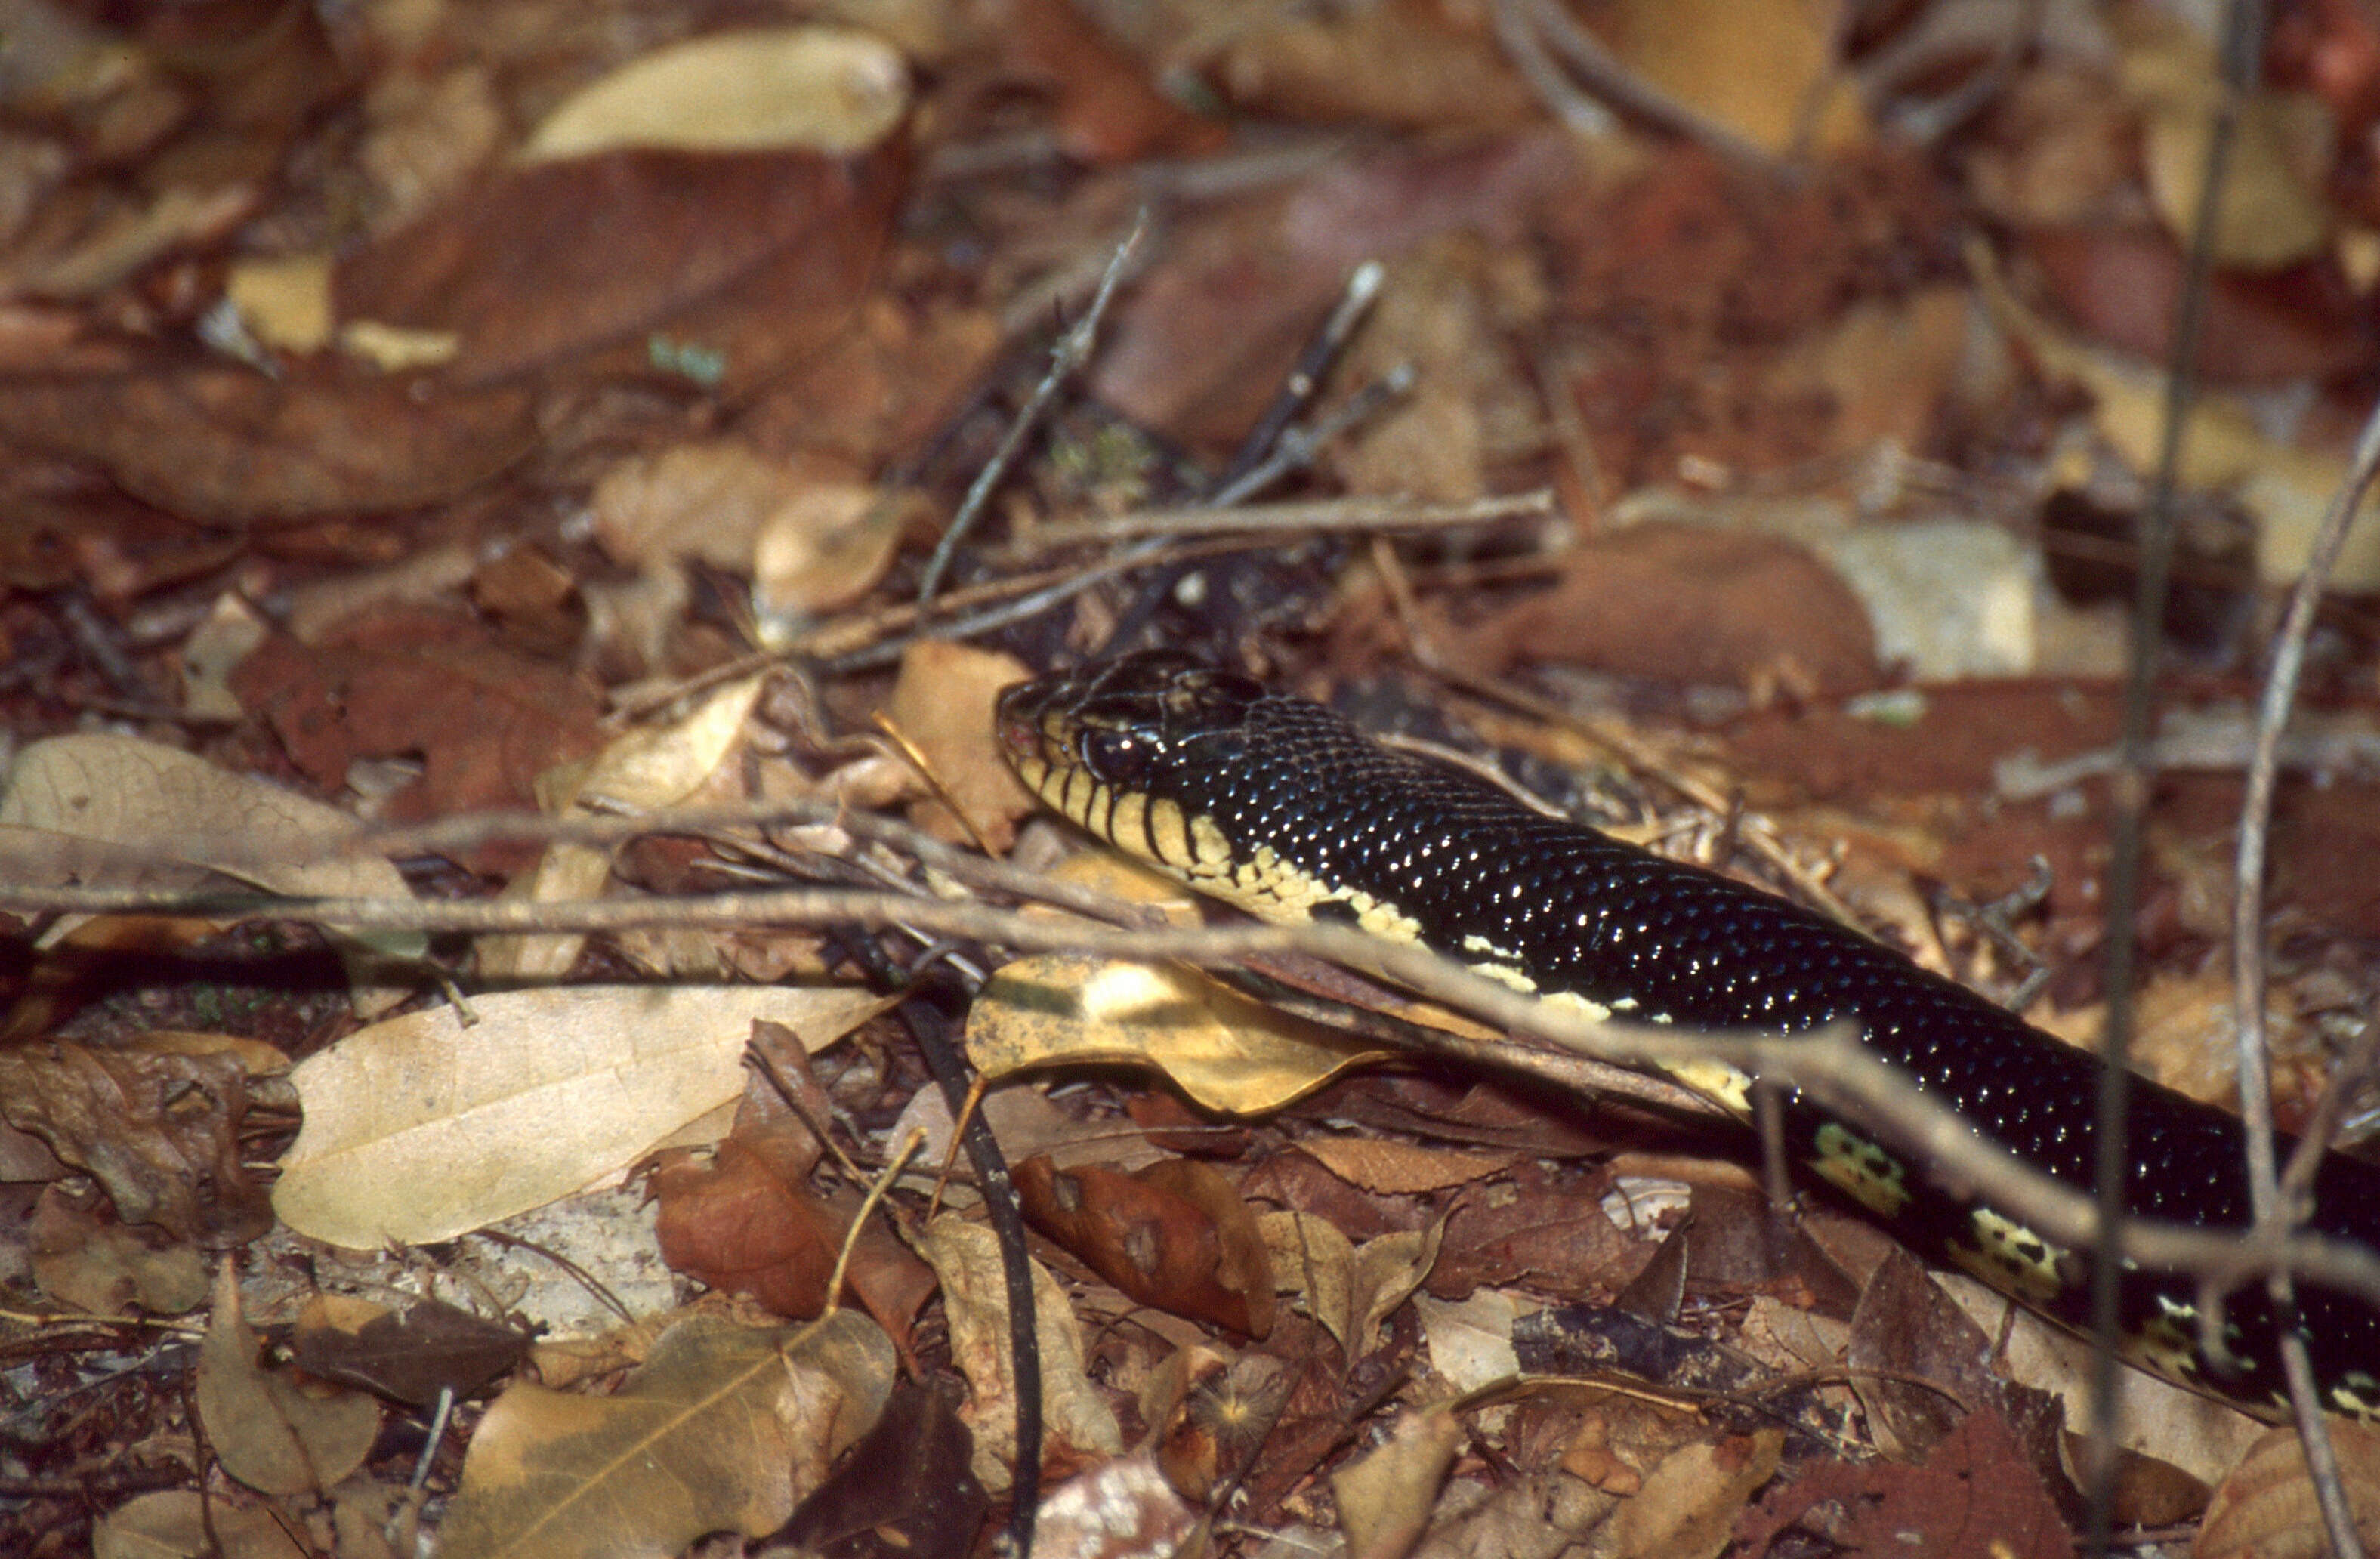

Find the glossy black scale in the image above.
[{"left": 997, "top": 653, "right": 2380, "bottom": 1418}]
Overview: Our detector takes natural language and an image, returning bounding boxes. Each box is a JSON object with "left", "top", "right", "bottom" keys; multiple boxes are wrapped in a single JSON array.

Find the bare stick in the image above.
[
  {"left": 11, "top": 878, "right": 2380, "bottom": 1316},
  {"left": 914, "top": 212, "right": 1146, "bottom": 604}
]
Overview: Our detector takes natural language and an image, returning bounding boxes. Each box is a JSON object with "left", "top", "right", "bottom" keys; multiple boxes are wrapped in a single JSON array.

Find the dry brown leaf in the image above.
[
  {"left": 1616, "top": 0, "right": 1866, "bottom": 155},
  {"left": 275, "top": 985, "right": 887, "bottom": 1247},
  {"left": 479, "top": 672, "right": 762, "bottom": 980},
  {"left": 1298, "top": 1138, "right": 1520, "bottom": 1196},
  {"left": 334, "top": 147, "right": 900, "bottom": 390},
  {"left": 27, "top": 1184, "right": 207, "bottom": 1316},
  {"left": 752, "top": 481, "right": 920, "bottom": 636},
  {"left": 230, "top": 608, "right": 607, "bottom": 874},
  {"left": 881, "top": 640, "right": 1035, "bottom": 849},
  {"left": 591, "top": 440, "right": 834, "bottom": 572},
  {"left": 1014, "top": 1154, "right": 1275, "bottom": 1338},
  {"left": 1205, "top": 0, "right": 1536, "bottom": 133},
  {"left": 436, "top": 1311, "right": 894, "bottom": 1559},
  {"left": 0, "top": 731, "right": 425, "bottom": 970},
  {"left": 2196, "top": 1422, "right": 2380, "bottom": 1559},
  {"left": 523, "top": 28, "right": 909, "bottom": 160},
  {"left": 968, "top": 955, "right": 1388, "bottom": 1114},
  {"left": 915, "top": 1214, "right": 1123, "bottom": 1492},
  {"left": 94, "top": 1490, "right": 308, "bottom": 1559},
  {"left": 0, "top": 1040, "right": 270, "bottom": 1246},
  {"left": 2122, "top": 9, "right": 2333, "bottom": 269},
  {"left": 1259, "top": 1209, "right": 1357, "bottom": 1354},
  {"left": 1976, "top": 239, "right": 2380, "bottom": 588},
  {"left": 1616, "top": 1429, "right": 1788, "bottom": 1559},
  {"left": 196, "top": 1264, "right": 380, "bottom": 1498},
  {"left": 0, "top": 360, "right": 536, "bottom": 522},
  {"left": 289, "top": 1295, "right": 529, "bottom": 1409},
  {"left": 1332, "top": 1405, "right": 1463, "bottom": 1559}
]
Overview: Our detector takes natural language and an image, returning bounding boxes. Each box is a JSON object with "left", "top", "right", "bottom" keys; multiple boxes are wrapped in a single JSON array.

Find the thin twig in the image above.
[
  {"left": 1006, "top": 490, "right": 1554, "bottom": 552},
  {"left": 13, "top": 877, "right": 2380, "bottom": 1317},
  {"left": 2085, "top": 2, "right": 2262, "bottom": 1545},
  {"left": 915, "top": 214, "right": 1147, "bottom": 604},
  {"left": 2233, "top": 276, "right": 2380, "bottom": 1559}
]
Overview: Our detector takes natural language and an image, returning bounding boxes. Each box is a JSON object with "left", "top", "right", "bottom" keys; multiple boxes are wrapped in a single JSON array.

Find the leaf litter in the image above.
[{"left": 5, "top": 0, "right": 2380, "bottom": 1554}]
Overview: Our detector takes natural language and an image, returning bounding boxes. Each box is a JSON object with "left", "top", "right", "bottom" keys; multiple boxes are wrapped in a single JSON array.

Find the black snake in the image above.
[{"left": 995, "top": 652, "right": 2380, "bottom": 1422}]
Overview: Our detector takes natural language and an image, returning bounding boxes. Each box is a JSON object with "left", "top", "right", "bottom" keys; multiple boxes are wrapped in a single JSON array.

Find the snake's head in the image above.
[{"left": 995, "top": 653, "right": 1266, "bottom": 858}]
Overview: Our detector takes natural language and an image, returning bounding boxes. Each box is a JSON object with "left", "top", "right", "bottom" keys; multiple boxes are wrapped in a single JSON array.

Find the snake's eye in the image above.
[{"left": 1078, "top": 728, "right": 1151, "bottom": 785}]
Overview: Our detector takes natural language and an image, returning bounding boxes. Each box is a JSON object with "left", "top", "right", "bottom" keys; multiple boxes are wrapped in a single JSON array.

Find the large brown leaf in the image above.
[{"left": 0, "top": 361, "right": 535, "bottom": 523}]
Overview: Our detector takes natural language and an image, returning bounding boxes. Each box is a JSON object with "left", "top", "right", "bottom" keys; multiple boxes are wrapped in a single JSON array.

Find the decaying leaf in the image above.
[
  {"left": 289, "top": 1294, "right": 529, "bottom": 1407},
  {"left": 881, "top": 640, "right": 1036, "bottom": 850},
  {"left": 231, "top": 608, "right": 607, "bottom": 874},
  {"left": 1740, "top": 1409, "right": 2057, "bottom": 1559},
  {"left": 196, "top": 1264, "right": 381, "bottom": 1498},
  {"left": 27, "top": 1184, "right": 208, "bottom": 1316},
  {"left": 761, "top": 1381, "right": 987, "bottom": 1559},
  {"left": 1334, "top": 1406, "right": 1464, "bottom": 1559},
  {"left": 915, "top": 1214, "right": 1124, "bottom": 1491},
  {"left": 2196, "top": 1422, "right": 2380, "bottom": 1559},
  {"left": 275, "top": 985, "right": 888, "bottom": 1247},
  {"left": 1260, "top": 1209, "right": 1444, "bottom": 1360},
  {"left": 1014, "top": 1153, "right": 1275, "bottom": 1338},
  {"left": 968, "top": 955, "right": 1389, "bottom": 1113},
  {"left": 436, "top": 1310, "right": 894, "bottom": 1559},
  {"left": 479, "top": 671, "right": 763, "bottom": 980},
  {"left": 0, "top": 1039, "right": 270, "bottom": 1246},
  {"left": 94, "top": 1490, "right": 308, "bottom": 1559}
]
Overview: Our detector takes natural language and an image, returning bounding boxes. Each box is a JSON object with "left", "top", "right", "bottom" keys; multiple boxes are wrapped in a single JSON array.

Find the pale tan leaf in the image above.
[
  {"left": 882, "top": 640, "right": 1036, "bottom": 850},
  {"left": 94, "top": 1490, "right": 308, "bottom": 1559},
  {"left": 275, "top": 985, "right": 889, "bottom": 1246},
  {"left": 2196, "top": 1422, "right": 2380, "bottom": 1559},
  {"left": 436, "top": 1310, "right": 894, "bottom": 1559},
  {"left": 1613, "top": 1428, "right": 1786, "bottom": 1559},
  {"left": 523, "top": 28, "right": 909, "bottom": 161},
  {"left": 1259, "top": 1209, "right": 1357, "bottom": 1354},
  {"left": 2121, "top": 10, "right": 2332, "bottom": 269},
  {"left": 1350, "top": 1217, "right": 1446, "bottom": 1358},
  {"left": 1332, "top": 1406, "right": 1462, "bottom": 1559},
  {"left": 968, "top": 955, "right": 1388, "bottom": 1115},
  {"left": 196, "top": 1264, "right": 379, "bottom": 1498},
  {"left": 915, "top": 1214, "right": 1122, "bottom": 1493},
  {"left": 0, "top": 733, "right": 424, "bottom": 965}
]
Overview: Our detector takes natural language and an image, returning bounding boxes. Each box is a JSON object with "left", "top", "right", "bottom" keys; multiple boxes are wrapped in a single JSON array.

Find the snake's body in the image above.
[{"left": 996, "top": 653, "right": 2380, "bottom": 1422}]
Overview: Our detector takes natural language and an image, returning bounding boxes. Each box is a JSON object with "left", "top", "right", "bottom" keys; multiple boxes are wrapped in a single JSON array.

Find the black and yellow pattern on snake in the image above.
[{"left": 995, "top": 652, "right": 2380, "bottom": 1422}]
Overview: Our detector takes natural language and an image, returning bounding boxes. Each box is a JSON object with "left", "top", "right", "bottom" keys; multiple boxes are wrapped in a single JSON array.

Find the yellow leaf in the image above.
[{"left": 967, "top": 955, "right": 1389, "bottom": 1115}]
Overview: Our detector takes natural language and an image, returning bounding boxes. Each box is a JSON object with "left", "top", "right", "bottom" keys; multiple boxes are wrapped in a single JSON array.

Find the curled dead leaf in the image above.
[{"left": 1014, "top": 1153, "right": 1274, "bottom": 1338}]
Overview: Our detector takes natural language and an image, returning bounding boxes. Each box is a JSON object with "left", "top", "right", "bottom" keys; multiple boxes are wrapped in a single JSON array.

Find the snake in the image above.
[{"left": 995, "top": 651, "right": 2380, "bottom": 1422}]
